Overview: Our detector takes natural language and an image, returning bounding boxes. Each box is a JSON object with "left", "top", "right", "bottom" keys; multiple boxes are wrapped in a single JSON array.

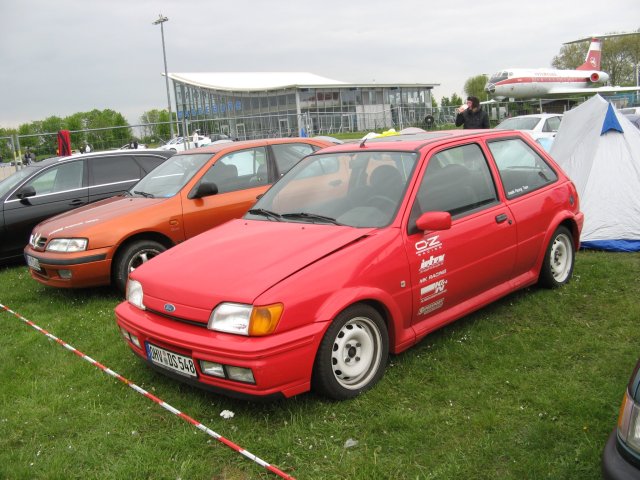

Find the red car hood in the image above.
[
  {"left": 33, "top": 195, "right": 165, "bottom": 235},
  {"left": 134, "top": 219, "right": 375, "bottom": 309}
]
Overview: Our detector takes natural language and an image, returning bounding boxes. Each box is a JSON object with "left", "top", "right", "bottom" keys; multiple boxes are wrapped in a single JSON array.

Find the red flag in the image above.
[{"left": 57, "top": 130, "right": 71, "bottom": 156}]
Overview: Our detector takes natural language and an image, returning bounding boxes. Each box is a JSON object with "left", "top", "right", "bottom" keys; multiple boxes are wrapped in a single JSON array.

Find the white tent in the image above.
[{"left": 550, "top": 94, "right": 640, "bottom": 251}]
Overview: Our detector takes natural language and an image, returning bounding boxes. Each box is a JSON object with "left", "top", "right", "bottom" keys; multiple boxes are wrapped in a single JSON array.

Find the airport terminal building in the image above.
[{"left": 167, "top": 72, "right": 439, "bottom": 139}]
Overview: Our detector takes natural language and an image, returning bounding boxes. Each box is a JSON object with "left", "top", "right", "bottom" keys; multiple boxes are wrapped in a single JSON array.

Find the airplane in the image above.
[{"left": 484, "top": 33, "right": 640, "bottom": 100}]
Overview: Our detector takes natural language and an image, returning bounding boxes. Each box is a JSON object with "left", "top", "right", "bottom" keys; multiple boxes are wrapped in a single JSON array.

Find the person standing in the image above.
[
  {"left": 455, "top": 96, "right": 490, "bottom": 129},
  {"left": 192, "top": 130, "right": 199, "bottom": 148}
]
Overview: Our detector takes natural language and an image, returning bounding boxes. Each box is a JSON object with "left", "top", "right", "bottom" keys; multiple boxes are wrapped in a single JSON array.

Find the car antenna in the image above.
[{"left": 359, "top": 137, "right": 368, "bottom": 148}]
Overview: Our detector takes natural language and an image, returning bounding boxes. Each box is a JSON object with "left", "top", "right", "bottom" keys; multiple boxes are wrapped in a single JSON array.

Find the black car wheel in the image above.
[
  {"left": 113, "top": 239, "right": 166, "bottom": 293},
  {"left": 539, "top": 226, "right": 574, "bottom": 288},
  {"left": 312, "top": 304, "right": 388, "bottom": 400}
]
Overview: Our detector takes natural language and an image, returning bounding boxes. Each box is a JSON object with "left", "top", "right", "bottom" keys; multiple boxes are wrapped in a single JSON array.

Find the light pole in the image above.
[{"left": 152, "top": 14, "right": 175, "bottom": 139}]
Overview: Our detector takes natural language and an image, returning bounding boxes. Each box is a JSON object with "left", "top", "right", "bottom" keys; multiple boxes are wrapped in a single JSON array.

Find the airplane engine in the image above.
[{"left": 589, "top": 72, "right": 609, "bottom": 83}]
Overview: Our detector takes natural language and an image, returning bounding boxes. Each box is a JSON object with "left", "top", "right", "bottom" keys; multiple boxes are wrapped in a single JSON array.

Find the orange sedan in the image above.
[{"left": 24, "top": 138, "right": 331, "bottom": 291}]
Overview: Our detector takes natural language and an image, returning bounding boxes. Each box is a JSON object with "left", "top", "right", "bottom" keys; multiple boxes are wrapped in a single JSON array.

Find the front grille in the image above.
[{"left": 147, "top": 307, "right": 208, "bottom": 328}]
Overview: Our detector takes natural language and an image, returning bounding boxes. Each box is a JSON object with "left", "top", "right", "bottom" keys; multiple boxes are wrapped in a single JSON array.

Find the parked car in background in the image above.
[
  {"left": 24, "top": 138, "right": 331, "bottom": 292},
  {"left": 0, "top": 149, "right": 174, "bottom": 265},
  {"left": 602, "top": 358, "right": 640, "bottom": 479},
  {"left": 622, "top": 114, "right": 640, "bottom": 130},
  {"left": 115, "top": 130, "right": 583, "bottom": 400},
  {"left": 159, "top": 134, "right": 213, "bottom": 152},
  {"left": 495, "top": 113, "right": 563, "bottom": 141}
]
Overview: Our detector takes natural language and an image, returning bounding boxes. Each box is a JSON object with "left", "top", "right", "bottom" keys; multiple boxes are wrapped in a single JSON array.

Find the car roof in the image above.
[
  {"left": 173, "top": 137, "right": 332, "bottom": 155},
  {"left": 504, "top": 113, "right": 562, "bottom": 120},
  {"left": 31, "top": 149, "right": 173, "bottom": 169},
  {"left": 311, "top": 130, "right": 526, "bottom": 154}
]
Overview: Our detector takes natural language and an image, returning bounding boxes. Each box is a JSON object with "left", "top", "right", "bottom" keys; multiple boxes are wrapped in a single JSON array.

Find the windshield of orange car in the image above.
[
  {"left": 130, "top": 153, "right": 211, "bottom": 198},
  {"left": 246, "top": 151, "right": 418, "bottom": 228}
]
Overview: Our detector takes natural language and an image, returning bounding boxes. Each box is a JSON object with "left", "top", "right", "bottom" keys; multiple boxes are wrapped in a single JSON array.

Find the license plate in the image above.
[
  {"left": 146, "top": 343, "right": 197, "bottom": 378},
  {"left": 26, "top": 255, "right": 41, "bottom": 271}
]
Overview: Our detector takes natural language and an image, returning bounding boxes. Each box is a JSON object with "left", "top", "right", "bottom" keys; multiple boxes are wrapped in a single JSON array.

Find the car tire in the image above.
[
  {"left": 312, "top": 304, "right": 388, "bottom": 400},
  {"left": 539, "top": 226, "right": 574, "bottom": 288},
  {"left": 113, "top": 239, "right": 167, "bottom": 293}
]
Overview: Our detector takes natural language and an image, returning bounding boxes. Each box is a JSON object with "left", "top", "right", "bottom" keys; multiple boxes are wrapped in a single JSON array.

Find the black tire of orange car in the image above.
[
  {"left": 113, "top": 239, "right": 167, "bottom": 293},
  {"left": 538, "top": 225, "right": 575, "bottom": 289},
  {"left": 312, "top": 303, "right": 389, "bottom": 400}
]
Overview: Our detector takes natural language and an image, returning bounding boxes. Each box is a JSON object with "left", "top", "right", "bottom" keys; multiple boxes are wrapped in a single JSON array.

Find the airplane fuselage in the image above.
[{"left": 485, "top": 68, "right": 609, "bottom": 99}]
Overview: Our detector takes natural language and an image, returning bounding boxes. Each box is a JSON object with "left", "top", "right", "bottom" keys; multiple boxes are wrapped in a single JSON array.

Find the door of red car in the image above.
[
  {"left": 181, "top": 147, "right": 271, "bottom": 239},
  {"left": 485, "top": 137, "right": 562, "bottom": 277},
  {"left": 404, "top": 143, "right": 517, "bottom": 332}
]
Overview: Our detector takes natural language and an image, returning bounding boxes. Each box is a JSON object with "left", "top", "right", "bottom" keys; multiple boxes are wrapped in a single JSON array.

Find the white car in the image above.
[
  {"left": 159, "top": 135, "right": 212, "bottom": 152},
  {"left": 495, "top": 113, "right": 563, "bottom": 141}
]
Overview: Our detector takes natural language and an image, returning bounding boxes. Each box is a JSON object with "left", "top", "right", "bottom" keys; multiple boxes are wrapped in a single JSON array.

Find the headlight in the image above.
[
  {"left": 208, "top": 302, "right": 283, "bottom": 336},
  {"left": 618, "top": 389, "right": 640, "bottom": 454},
  {"left": 127, "top": 280, "right": 145, "bottom": 310},
  {"left": 46, "top": 238, "right": 88, "bottom": 252}
]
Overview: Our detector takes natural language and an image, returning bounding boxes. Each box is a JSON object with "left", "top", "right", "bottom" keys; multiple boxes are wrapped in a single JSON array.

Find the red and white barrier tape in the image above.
[{"left": 1, "top": 303, "right": 295, "bottom": 480}]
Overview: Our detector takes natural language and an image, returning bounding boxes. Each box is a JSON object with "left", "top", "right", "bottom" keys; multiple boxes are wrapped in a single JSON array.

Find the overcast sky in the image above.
[{"left": 1, "top": 0, "right": 638, "bottom": 128}]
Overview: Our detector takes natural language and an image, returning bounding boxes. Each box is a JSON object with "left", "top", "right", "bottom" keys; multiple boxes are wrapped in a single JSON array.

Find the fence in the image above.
[{"left": 4, "top": 94, "right": 637, "bottom": 166}]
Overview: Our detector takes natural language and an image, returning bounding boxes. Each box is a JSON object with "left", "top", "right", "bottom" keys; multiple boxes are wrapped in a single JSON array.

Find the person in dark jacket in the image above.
[{"left": 455, "top": 96, "right": 490, "bottom": 129}]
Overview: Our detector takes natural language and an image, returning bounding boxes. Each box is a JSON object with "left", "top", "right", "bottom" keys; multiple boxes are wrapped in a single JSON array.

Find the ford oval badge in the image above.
[{"left": 164, "top": 303, "right": 176, "bottom": 313}]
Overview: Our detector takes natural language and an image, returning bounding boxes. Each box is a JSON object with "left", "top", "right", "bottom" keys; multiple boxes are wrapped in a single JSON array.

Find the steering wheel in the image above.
[{"left": 369, "top": 195, "right": 396, "bottom": 211}]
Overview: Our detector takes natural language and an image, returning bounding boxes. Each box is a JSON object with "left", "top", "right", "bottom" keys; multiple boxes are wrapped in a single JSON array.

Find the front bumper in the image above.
[
  {"left": 24, "top": 246, "right": 112, "bottom": 288},
  {"left": 115, "top": 302, "right": 327, "bottom": 399},
  {"left": 602, "top": 429, "right": 640, "bottom": 480}
]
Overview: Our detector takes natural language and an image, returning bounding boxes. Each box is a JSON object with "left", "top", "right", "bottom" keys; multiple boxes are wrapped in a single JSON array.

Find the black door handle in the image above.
[
  {"left": 69, "top": 199, "right": 85, "bottom": 206},
  {"left": 495, "top": 213, "right": 509, "bottom": 224}
]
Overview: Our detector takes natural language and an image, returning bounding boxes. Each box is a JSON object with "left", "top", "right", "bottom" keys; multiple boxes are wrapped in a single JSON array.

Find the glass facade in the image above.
[{"left": 172, "top": 80, "right": 436, "bottom": 140}]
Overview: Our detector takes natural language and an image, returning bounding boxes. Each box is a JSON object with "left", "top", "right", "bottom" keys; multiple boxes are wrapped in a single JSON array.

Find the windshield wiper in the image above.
[
  {"left": 281, "top": 212, "right": 343, "bottom": 225},
  {"left": 133, "top": 190, "right": 155, "bottom": 198},
  {"left": 247, "top": 208, "right": 282, "bottom": 221}
]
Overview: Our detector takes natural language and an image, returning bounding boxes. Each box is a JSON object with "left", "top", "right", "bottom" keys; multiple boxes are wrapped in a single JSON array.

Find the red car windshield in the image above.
[{"left": 247, "top": 151, "right": 418, "bottom": 228}]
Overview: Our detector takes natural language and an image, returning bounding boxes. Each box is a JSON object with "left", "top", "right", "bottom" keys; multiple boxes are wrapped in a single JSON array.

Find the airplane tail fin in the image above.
[{"left": 577, "top": 37, "right": 602, "bottom": 70}]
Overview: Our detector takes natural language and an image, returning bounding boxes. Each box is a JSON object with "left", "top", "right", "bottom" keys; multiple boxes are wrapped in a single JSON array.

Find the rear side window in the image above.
[
  {"left": 487, "top": 138, "right": 558, "bottom": 199},
  {"left": 271, "top": 143, "right": 318, "bottom": 176},
  {"left": 88, "top": 155, "right": 141, "bottom": 186},
  {"left": 135, "top": 155, "right": 167, "bottom": 174},
  {"left": 543, "top": 116, "right": 561, "bottom": 132}
]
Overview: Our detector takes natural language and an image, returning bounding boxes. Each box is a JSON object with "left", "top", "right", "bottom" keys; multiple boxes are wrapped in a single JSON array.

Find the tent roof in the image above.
[
  {"left": 549, "top": 94, "right": 640, "bottom": 251},
  {"left": 166, "top": 72, "right": 438, "bottom": 91}
]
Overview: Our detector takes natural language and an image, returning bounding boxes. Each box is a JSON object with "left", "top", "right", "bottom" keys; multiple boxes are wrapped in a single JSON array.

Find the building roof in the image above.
[{"left": 167, "top": 72, "right": 438, "bottom": 92}]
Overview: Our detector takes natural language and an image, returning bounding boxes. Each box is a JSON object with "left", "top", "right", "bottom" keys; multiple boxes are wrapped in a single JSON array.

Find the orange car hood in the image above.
[
  {"left": 33, "top": 195, "right": 166, "bottom": 236},
  {"left": 132, "top": 218, "right": 376, "bottom": 307}
]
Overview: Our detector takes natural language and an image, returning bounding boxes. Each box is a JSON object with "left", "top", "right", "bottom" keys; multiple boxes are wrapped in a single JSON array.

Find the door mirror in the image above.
[
  {"left": 16, "top": 185, "right": 36, "bottom": 200},
  {"left": 415, "top": 211, "right": 451, "bottom": 231},
  {"left": 188, "top": 181, "right": 218, "bottom": 199}
]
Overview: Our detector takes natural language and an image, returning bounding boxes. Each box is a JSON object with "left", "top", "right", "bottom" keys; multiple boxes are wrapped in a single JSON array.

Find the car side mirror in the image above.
[
  {"left": 188, "top": 181, "right": 218, "bottom": 199},
  {"left": 415, "top": 211, "right": 451, "bottom": 232},
  {"left": 16, "top": 185, "right": 36, "bottom": 200}
]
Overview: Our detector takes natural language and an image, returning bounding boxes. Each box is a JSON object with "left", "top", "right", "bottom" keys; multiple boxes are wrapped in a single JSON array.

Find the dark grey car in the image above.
[{"left": 0, "top": 149, "right": 173, "bottom": 264}]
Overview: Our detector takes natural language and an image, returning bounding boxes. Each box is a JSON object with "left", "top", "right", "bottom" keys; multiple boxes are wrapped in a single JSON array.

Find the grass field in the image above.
[{"left": 1, "top": 250, "right": 638, "bottom": 479}]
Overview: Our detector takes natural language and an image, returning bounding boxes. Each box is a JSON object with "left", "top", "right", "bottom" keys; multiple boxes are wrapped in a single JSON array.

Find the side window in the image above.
[
  {"left": 543, "top": 116, "right": 561, "bottom": 132},
  {"left": 88, "top": 155, "right": 141, "bottom": 187},
  {"left": 22, "top": 161, "right": 85, "bottom": 196},
  {"left": 411, "top": 144, "right": 498, "bottom": 221},
  {"left": 488, "top": 138, "right": 558, "bottom": 199},
  {"left": 135, "top": 155, "right": 167, "bottom": 174},
  {"left": 271, "top": 143, "right": 316, "bottom": 176},
  {"left": 202, "top": 147, "right": 267, "bottom": 192}
]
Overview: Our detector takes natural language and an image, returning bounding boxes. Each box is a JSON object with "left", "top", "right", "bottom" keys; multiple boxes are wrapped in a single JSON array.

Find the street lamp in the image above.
[{"left": 152, "top": 13, "right": 175, "bottom": 139}]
